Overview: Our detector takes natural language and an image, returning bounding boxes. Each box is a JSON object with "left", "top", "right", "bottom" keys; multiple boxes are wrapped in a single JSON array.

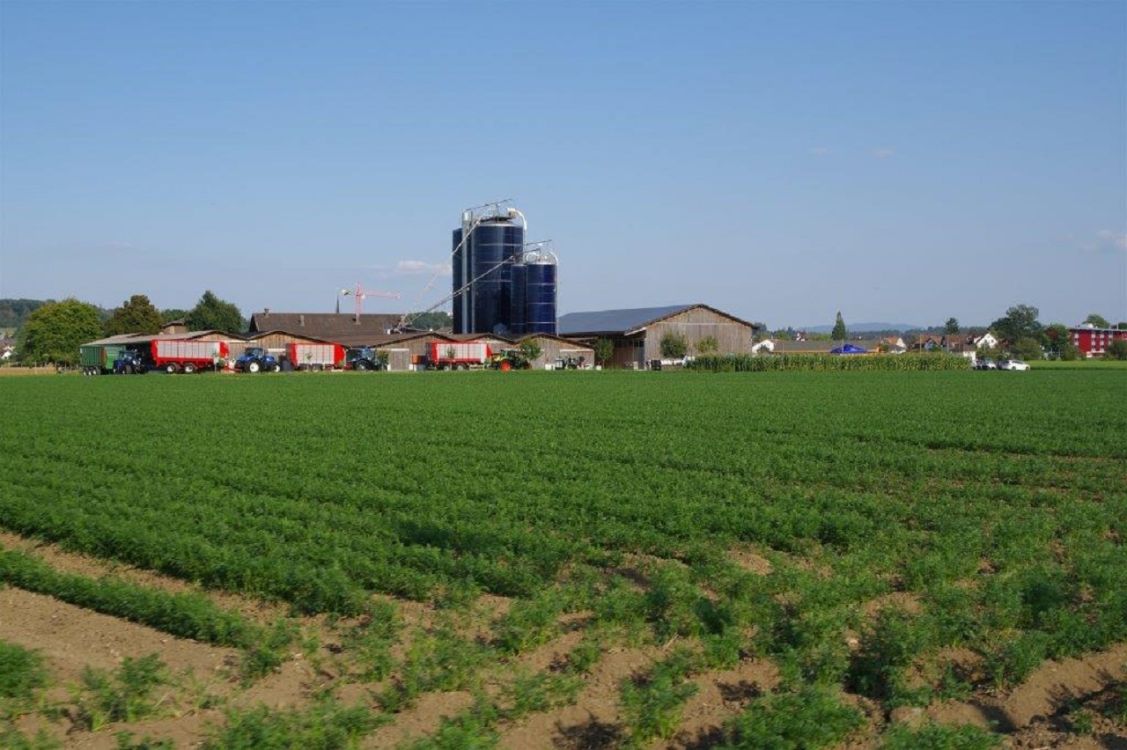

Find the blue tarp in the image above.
[{"left": 830, "top": 343, "right": 868, "bottom": 355}]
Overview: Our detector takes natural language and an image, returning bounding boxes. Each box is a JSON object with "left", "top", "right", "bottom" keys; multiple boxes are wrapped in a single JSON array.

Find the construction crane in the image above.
[{"left": 338, "top": 283, "right": 400, "bottom": 320}]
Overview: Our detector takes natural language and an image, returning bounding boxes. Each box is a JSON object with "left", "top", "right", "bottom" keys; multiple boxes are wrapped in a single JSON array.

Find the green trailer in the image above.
[{"left": 80, "top": 344, "right": 126, "bottom": 375}]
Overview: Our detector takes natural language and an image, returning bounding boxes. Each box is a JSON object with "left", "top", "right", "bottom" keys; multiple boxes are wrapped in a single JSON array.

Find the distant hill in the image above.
[
  {"left": 0, "top": 299, "right": 46, "bottom": 330},
  {"left": 1, "top": 298, "right": 112, "bottom": 336},
  {"left": 800, "top": 322, "right": 925, "bottom": 334}
]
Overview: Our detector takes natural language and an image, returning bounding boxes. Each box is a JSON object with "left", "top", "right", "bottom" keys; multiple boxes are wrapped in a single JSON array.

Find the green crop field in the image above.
[{"left": 1, "top": 370, "right": 1125, "bottom": 749}]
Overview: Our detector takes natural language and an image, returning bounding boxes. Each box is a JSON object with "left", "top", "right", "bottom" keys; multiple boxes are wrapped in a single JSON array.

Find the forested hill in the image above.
[{"left": 0, "top": 299, "right": 46, "bottom": 330}]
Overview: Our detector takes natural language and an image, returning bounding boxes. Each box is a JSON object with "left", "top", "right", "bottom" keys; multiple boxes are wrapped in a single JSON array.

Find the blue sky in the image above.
[{"left": 1, "top": 0, "right": 1124, "bottom": 328}]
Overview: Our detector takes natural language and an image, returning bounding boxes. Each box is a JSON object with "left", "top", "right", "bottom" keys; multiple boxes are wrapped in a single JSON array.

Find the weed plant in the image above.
[
  {"left": 879, "top": 722, "right": 1000, "bottom": 749},
  {"left": 73, "top": 654, "right": 169, "bottom": 731},
  {"left": 714, "top": 686, "right": 864, "bottom": 749}
]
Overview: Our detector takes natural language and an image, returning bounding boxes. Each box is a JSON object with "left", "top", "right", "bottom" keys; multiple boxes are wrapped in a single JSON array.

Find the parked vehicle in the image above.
[
  {"left": 428, "top": 342, "right": 491, "bottom": 370},
  {"left": 235, "top": 346, "right": 281, "bottom": 373},
  {"left": 345, "top": 347, "right": 383, "bottom": 371},
  {"left": 974, "top": 358, "right": 998, "bottom": 370},
  {"left": 554, "top": 355, "right": 585, "bottom": 370},
  {"left": 113, "top": 349, "right": 148, "bottom": 375},
  {"left": 997, "top": 359, "right": 1030, "bottom": 371},
  {"left": 491, "top": 348, "right": 531, "bottom": 371},
  {"left": 80, "top": 344, "right": 128, "bottom": 375},
  {"left": 151, "top": 339, "right": 228, "bottom": 374},
  {"left": 287, "top": 342, "right": 346, "bottom": 371}
]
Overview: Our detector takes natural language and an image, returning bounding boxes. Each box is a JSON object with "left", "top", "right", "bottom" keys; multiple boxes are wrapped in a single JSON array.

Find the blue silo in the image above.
[
  {"left": 452, "top": 210, "right": 525, "bottom": 334},
  {"left": 523, "top": 252, "right": 557, "bottom": 335},
  {"left": 509, "top": 262, "right": 527, "bottom": 336}
]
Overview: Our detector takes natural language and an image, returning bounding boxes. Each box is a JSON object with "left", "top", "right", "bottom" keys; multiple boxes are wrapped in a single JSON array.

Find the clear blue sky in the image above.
[{"left": 2, "top": 0, "right": 1124, "bottom": 328}]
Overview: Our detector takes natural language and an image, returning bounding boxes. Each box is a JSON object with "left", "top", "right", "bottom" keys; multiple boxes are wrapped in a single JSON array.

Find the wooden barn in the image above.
[
  {"left": 557, "top": 304, "right": 758, "bottom": 368},
  {"left": 512, "top": 334, "right": 595, "bottom": 369}
]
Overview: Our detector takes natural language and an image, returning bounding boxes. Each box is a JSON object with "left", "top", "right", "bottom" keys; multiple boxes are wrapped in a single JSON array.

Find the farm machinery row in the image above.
[{"left": 81, "top": 340, "right": 387, "bottom": 375}]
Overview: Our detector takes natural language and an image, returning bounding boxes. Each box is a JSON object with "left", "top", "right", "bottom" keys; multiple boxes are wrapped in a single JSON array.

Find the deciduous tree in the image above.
[
  {"left": 594, "top": 338, "right": 614, "bottom": 366},
  {"left": 17, "top": 298, "right": 103, "bottom": 365},
  {"left": 104, "top": 295, "right": 162, "bottom": 336},
  {"left": 1105, "top": 339, "right": 1127, "bottom": 360},
  {"left": 1083, "top": 313, "right": 1110, "bottom": 329},
  {"left": 185, "top": 291, "right": 244, "bottom": 334},
  {"left": 660, "top": 332, "right": 688, "bottom": 359},
  {"left": 990, "top": 304, "right": 1042, "bottom": 344}
]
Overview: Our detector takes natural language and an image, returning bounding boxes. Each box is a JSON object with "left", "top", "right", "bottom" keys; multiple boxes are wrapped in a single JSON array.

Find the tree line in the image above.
[
  {"left": 11, "top": 291, "right": 245, "bottom": 366},
  {"left": 7, "top": 292, "right": 458, "bottom": 366}
]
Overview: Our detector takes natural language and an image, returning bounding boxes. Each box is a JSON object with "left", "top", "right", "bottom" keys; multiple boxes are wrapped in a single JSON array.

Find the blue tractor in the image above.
[
  {"left": 234, "top": 346, "right": 281, "bottom": 373},
  {"left": 112, "top": 349, "right": 148, "bottom": 375}
]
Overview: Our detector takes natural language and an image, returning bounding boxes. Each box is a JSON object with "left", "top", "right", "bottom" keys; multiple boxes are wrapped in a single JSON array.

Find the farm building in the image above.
[
  {"left": 364, "top": 332, "right": 462, "bottom": 370},
  {"left": 512, "top": 334, "right": 595, "bottom": 369},
  {"left": 1070, "top": 324, "right": 1127, "bottom": 358},
  {"left": 558, "top": 304, "right": 758, "bottom": 368},
  {"left": 227, "top": 330, "right": 339, "bottom": 361},
  {"left": 247, "top": 311, "right": 404, "bottom": 348}
]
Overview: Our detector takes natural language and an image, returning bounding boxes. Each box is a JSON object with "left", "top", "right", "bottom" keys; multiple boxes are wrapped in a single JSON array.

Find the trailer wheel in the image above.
[
  {"left": 164, "top": 363, "right": 179, "bottom": 374},
  {"left": 183, "top": 363, "right": 197, "bottom": 374},
  {"left": 247, "top": 361, "right": 260, "bottom": 373}
]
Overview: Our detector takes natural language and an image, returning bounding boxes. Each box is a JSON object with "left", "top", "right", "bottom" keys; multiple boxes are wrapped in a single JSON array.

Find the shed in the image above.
[
  {"left": 229, "top": 330, "right": 339, "bottom": 360},
  {"left": 557, "top": 304, "right": 758, "bottom": 368},
  {"left": 512, "top": 334, "right": 595, "bottom": 369}
]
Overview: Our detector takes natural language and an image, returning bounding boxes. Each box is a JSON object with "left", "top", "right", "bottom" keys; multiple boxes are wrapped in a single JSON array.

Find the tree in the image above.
[
  {"left": 944, "top": 317, "right": 959, "bottom": 335},
  {"left": 16, "top": 298, "right": 103, "bottom": 365},
  {"left": 1083, "top": 313, "right": 1110, "bottom": 329},
  {"left": 1105, "top": 339, "right": 1127, "bottom": 360},
  {"left": 831, "top": 312, "right": 847, "bottom": 342},
  {"left": 990, "top": 304, "right": 1042, "bottom": 344},
  {"left": 1043, "top": 323, "right": 1079, "bottom": 360},
  {"left": 409, "top": 311, "right": 452, "bottom": 331},
  {"left": 660, "top": 332, "right": 688, "bottom": 359},
  {"left": 696, "top": 336, "right": 719, "bottom": 355},
  {"left": 185, "top": 291, "right": 244, "bottom": 333},
  {"left": 593, "top": 338, "right": 614, "bottom": 366},
  {"left": 1010, "top": 337, "right": 1044, "bottom": 361},
  {"left": 161, "top": 308, "right": 190, "bottom": 324},
  {"left": 518, "top": 340, "right": 542, "bottom": 364},
  {"left": 104, "top": 294, "right": 162, "bottom": 336}
]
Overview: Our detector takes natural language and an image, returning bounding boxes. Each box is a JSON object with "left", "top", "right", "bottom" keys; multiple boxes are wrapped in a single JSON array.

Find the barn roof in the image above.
[
  {"left": 248, "top": 312, "right": 403, "bottom": 340},
  {"left": 81, "top": 330, "right": 237, "bottom": 346},
  {"left": 557, "top": 304, "right": 756, "bottom": 336}
]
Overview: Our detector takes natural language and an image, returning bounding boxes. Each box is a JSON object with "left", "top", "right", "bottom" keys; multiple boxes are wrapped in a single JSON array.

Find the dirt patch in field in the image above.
[
  {"left": 1000, "top": 643, "right": 1126, "bottom": 729},
  {"left": 514, "top": 629, "right": 586, "bottom": 674},
  {"left": 57, "top": 709, "right": 224, "bottom": 750},
  {"left": 0, "top": 588, "right": 236, "bottom": 685},
  {"left": 362, "top": 690, "right": 475, "bottom": 748},
  {"left": 497, "top": 645, "right": 659, "bottom": 750},
  {"left": 669, "top": 659, "right": 780, "bottom": 749},
  {"left": 860, "top": 591, "right": 922, "bottom": 618},
  {"left": 927, "top": 643, "right": 1127, "bottom": 733},
  {"left": 727, "top": 547, "right": 772, "bottom": 576}
]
